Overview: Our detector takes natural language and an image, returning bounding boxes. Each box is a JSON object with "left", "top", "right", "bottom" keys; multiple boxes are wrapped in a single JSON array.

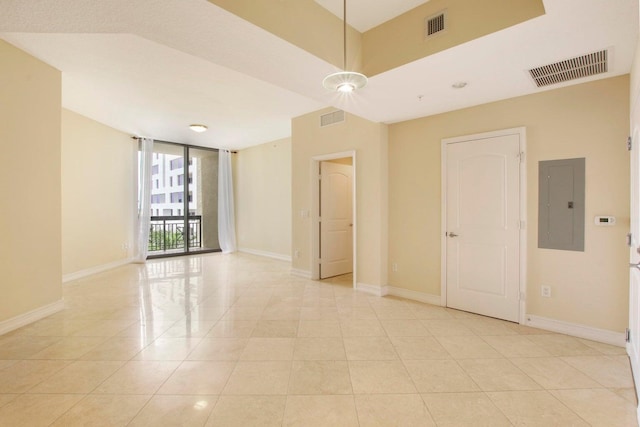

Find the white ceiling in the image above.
[
  {"left": 0, "top": 0, "right": 637, "bottom": 150},
  {"left": 314, "top": 0, "right": 430, "bottom": 32}
]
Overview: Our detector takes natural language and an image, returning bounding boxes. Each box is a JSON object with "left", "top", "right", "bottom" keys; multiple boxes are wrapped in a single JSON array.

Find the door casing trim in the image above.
[{"left": 440, "top": 127, "right": 527, "bottom": 324}]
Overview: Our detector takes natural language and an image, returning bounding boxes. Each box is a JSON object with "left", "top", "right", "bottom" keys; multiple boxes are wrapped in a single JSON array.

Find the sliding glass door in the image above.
[{"left": 146, "top": 141, "right": 220, "bottom": 258}]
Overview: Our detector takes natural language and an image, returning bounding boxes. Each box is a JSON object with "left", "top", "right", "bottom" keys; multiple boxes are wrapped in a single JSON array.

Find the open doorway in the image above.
[{"left": 311, "top": 151, "right": 356, "bottom": 288}]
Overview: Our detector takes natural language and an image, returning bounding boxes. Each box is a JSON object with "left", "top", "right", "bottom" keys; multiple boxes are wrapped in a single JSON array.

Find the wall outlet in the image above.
[
  {"left": 294, "top": 249, "right": 300, "bottom": 258},
  {"left": 392, "top": 262, "right": 398, "bottom": 272},
  {"left": 541, "top": 285, "right": 551, "bottom": 298}
]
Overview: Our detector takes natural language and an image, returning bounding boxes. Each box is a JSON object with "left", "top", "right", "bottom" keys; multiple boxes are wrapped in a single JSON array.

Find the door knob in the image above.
[
  {"left": 630, "top": 262, "right": 640, "bottom": 270},
  {"left": 448, "top": 232, "right": 459, "bottom": 237}
]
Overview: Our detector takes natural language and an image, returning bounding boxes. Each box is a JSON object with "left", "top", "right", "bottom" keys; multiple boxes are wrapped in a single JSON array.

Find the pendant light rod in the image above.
[
  {"left": 321, "top": 0, "right": 367, "bottom": 92},
  {"left": 343, "top": 0, "right": 347, "bottom": 70}
]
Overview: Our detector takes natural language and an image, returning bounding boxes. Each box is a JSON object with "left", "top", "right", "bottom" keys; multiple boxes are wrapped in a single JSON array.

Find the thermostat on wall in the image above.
[{"left": 594, "top": 216, "right": 616, "bottom": 226}]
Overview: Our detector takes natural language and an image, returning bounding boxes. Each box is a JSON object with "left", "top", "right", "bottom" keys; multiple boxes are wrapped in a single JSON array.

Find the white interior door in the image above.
[
  {"left": 320, "top": 161, "right": 353, "bottom": 279},
  {"left": 445, "top": 133, "right": 521, "bottom": 322},
  {"left": 627, "top": 95, "right": 640, "bottom": 392}
]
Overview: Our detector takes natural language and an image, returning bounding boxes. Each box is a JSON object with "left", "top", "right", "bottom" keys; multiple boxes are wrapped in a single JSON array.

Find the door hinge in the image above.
[
  {"left": 519, "top": 291, "right": 526, "bottom": 301},
  {"left": 627, "top": 233, "right": 633, "bottom": 247},
  {"left": 626, "top": 328, "right": 631, "bottom": 343},
  {"left": 628, "top": 136, "right": 633, "bottom": 151},
  {"left": 517, "top": 152, "right": 525, "bottom": 163},
  {"left": 318, "top": 216, "right": 322, "bottom": 223},
  {"left": 519, "top": 220, "right": 526, "bottom": 230}
]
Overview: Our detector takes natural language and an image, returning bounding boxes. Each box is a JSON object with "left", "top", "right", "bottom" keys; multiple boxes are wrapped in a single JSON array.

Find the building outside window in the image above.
[
  {"left": 170, "top": 192, "right": 183, "bottom": 203},
  {"left": 151, "top": 194, "right": 165, "bottom": 204},
  {"left": 170, "top": 158, "right": 183, "bottom": 170}
]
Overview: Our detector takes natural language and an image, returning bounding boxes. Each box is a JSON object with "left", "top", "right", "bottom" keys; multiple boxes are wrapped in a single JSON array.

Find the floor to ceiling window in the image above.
[{"left": 145, "top": 141, "right": 220, "bottom": 258}]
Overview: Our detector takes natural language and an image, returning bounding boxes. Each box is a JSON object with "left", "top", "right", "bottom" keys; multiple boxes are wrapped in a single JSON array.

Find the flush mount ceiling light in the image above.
[
  {"left": 322, "top": 0, "right": 367, "bottom": 93},
  {"left": 189, "top": 124, "right": 208, "bottom": 133}
]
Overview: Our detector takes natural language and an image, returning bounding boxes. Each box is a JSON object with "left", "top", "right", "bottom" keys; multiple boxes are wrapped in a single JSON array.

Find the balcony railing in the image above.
[{"left": 149, "top": 215, "right": 202, "bottom": 252}]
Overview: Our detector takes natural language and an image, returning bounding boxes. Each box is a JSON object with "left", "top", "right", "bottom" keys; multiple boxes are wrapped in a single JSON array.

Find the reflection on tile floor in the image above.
[{"left": 0, "top": 253, "right": 636, "bottom": 426}]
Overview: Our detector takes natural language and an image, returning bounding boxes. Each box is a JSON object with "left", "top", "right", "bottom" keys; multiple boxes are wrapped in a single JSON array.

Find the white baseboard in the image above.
[
  {"left": 239, "top": 248, "right": 292, "bottom": 262},
  {"left": 63, "top": 258, "right": 134, "bottom": 283},
  {"left": 356, "top": 282, "right": 385, "bottom": 297},
  {"left": 384, "top": 285, "right": 442, "bottom": 306},
  {"left": 291, "top": 268, "right": 312, "bottom": 279},
  {"left": 0, "top": 299, "right": 65, "bottom": 335},
  {"left": 526, "top": 314, "right": 626, "bottom": 347}
]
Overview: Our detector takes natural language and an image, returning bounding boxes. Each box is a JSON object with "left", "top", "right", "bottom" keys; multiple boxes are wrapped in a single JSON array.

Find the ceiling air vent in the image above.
[
  {"left": 528, "top": 50, "right": 608, "bottom": 88},
  {"left": 425, "top": 10, "right": 446, "bottom": 39},
  {"left": 320, "top": 110, "right": 345, "bottom": 127}
]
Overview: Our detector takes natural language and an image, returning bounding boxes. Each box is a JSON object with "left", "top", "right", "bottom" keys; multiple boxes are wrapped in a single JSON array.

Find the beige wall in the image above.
[
  {"left": 235, "top": 138, "right": 292, "bottom": 258},
  {"left": 327, "top": 157, "right": 353, "bottom": 165},
  {"left": 209, "top": 0, "right": 362, "bottom": 71},
  {"left": 0, "top": 41, "right": 62, "bottom": 322},
  {"left": 389, "top": 76, "right": 630, "bottom": 332},
  {"left": 209, "top": 0, "right": 542, "bottom": 78},
  {"left": 193, "top": 148, "right": 220, "bottom": 251},
  {"left": 292, "top": 110, "right": 388, "bottom": 287},
  {"left": 362, "top": 0, "right": 544, "bottom": 76},
  {"left": 61, "top": 109, "right": 135, "bottom": 276}
]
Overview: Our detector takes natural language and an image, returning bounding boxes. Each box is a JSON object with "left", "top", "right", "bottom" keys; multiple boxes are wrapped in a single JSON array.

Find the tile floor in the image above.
[{"left": 0, "top": 253, "right": 637, "bottom": 426}]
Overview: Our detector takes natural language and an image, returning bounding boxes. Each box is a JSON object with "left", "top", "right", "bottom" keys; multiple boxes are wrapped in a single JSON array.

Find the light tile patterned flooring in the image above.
[{"left": 0, "top": 253, "right": 637, "bottom": 426}]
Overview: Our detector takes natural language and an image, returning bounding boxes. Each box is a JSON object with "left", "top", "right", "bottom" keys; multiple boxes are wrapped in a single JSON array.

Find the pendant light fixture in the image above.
[{"left": 322, "top": 0, "right": 367, "bottom": 93}]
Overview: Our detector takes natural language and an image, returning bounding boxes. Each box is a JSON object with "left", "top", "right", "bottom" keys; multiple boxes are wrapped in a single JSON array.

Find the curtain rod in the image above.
[{"left": 131, "top": 136, "right": 237, "bottom": 153}]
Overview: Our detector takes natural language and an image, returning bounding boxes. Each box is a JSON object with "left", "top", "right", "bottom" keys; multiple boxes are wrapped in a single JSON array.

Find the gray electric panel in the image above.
[{"left": 538, "top": 158, "right": 585, "bottom": 251}]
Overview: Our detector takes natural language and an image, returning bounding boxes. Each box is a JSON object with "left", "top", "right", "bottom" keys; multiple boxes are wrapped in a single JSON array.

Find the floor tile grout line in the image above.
[
  {"left": 367, "top": 296, "right": 440, "bottom": 425},
  {"left": 0, "top": 255, "right": 636, "bottom": 426}
]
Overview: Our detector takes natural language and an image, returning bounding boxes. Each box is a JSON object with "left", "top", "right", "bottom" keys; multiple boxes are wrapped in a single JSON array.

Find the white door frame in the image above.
[
  {"left": 627, "top": 89, "right": 640, "bottom": 425},
  {"left": 440, "top": 127, "right": 527, "bottom": 324},
  {"left": 310, "top": 150, "right": 357, "bottom": 288}
]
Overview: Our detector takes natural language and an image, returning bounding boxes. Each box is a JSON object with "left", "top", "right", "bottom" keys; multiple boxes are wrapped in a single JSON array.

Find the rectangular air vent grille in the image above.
[
  {"left": 320, "top": 110, "right": 345, "bottom": 127},
  {"left": 425, "top": 11, "right": 446, "bottom": 38},
  {"left": 528, "top": 50, "right": 608, "bottom": 88}
]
